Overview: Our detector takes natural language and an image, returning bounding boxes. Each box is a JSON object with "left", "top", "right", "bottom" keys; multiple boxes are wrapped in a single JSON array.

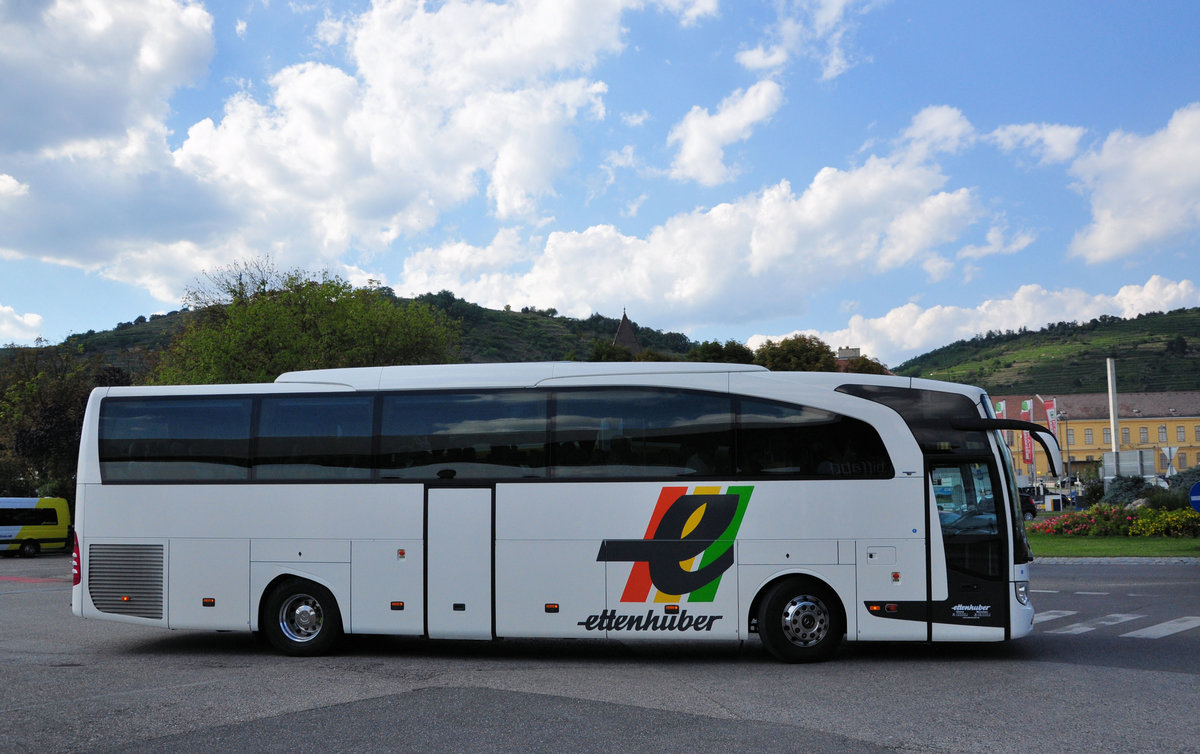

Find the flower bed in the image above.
[{"left": 1028, "top": 503, "right": 1200, "bottom": 537}]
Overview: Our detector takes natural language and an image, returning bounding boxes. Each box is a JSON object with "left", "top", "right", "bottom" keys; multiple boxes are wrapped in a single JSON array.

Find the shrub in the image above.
[
  {"left": 1129, "top": 508, "right": 1200, "bottom": 537},
  {"left": 1144, "top": 486, "right": 1188, "bottom": 511},
  {"left": 1102, "top": 475, "right": 1152, "bottom": 504},
  {"left": 1080, "top": 479, "right": 1105, "bottom": 506},
  {"left": 1168, "top": 466, "right": 1200, "bottom": 492}
]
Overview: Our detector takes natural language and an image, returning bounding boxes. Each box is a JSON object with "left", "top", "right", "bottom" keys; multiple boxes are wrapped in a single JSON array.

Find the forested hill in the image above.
[
  {"left": 893, "top": 307, "right": 1200, "bottom": 394},
  {"left": 16, "top": 290, "right": 698, "bottom": 378},
  {"left": 9, "top": 295, "right": 1199, "bottom": 395}
]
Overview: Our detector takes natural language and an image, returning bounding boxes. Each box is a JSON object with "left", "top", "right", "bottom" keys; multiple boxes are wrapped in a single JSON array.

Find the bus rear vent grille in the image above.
[{"left": 88, "top": 544, "right": 165, "bottom": 620}]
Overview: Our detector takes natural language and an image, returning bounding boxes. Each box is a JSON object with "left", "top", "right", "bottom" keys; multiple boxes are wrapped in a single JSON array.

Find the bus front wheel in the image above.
[
  {"left": 757, "top": 578, "right": 843, "bottom": 663},
  {"left": 262, "top": 578, "right": 343, "bottom": 656}
]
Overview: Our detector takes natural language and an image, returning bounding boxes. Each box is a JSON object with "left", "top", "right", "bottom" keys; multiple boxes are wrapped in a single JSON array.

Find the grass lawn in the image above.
[{"left": 1025, "top": 529, "right": 1200, "bottom": 557}]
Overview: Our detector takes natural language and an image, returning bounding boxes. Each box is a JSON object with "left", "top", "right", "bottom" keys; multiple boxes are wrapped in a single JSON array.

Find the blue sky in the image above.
[{"left": 2, "top": 0, "right": 1199, "bottom": 366}]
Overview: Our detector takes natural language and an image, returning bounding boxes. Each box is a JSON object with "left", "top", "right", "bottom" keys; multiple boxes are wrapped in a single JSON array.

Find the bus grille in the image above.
[{"left": 88, "top": 544, "right": 165, "bottom": 620}]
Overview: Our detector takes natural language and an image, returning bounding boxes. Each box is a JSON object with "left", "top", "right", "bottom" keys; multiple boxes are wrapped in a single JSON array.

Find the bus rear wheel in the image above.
[
  {"left": 757, "top": 577, "right": 843, "bottom": 663},
  {"left": 18, "top": 540, "right": 40, "bottom": 558},
  {"left": 262, "top": 578, "right": 343, "bottom": 656}
]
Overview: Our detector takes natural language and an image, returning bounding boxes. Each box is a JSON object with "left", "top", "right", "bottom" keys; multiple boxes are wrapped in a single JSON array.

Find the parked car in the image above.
[{"left": 1020, "top": 492, "right": 1038, "bottom": 521}]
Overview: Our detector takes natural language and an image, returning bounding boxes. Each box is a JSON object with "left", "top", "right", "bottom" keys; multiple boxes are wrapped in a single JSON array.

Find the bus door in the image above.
[
  {"left": 928, "top": 460, "right": 1009, "bottom": 637},
  {"left": 425, "top": 486, "right": 494, "bottom": 640}
]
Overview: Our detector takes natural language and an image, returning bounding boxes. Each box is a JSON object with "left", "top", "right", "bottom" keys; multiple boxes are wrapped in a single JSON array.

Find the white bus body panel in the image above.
[
  {"left": 168, "top": 539, "right": 249, "bottom": 630},
  {"left": 426, "top": 488, "right": 493, "bottom": 640},
  {"left": 350, "top": 540, "right": 424, "bottom": 635}
]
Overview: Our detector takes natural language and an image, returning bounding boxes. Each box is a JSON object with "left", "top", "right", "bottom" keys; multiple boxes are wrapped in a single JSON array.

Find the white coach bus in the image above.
[{"left": 71, "top": 362, "right": 1059, "bottom": 662}]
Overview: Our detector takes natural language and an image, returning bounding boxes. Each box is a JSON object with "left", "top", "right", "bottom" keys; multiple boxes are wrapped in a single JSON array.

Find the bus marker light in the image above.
[
  {"left": 545, "top": 604, "right": 559, "bottom": 613},
  {"left": 390, "top": 601, "right": 404, "bottom": 611},
  {"left": 120, "top": 596, "right": 131, "bottom": 602},
  {"left": 868, "top": 604, "right": 882, "bottom": 612},
  {"left": 665, "top": 605, "right": 679, "bottom": 614},
  {"left": 885, "top": 604, "right": 899, "bottom": 613},
  {"left": 892, "top": 572, "right": 900, "bottom": 583},
  {"left": 202, "top": 598, "right": 215, "bottom": 607}
]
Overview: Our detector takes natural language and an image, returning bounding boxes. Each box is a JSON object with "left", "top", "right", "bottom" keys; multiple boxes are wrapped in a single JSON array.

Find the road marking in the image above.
[
  {"left": 1033, "top": 610, "right": 1077, "bottom": 624},
  {"left": 1120, "top": 616, "right": 1200, "bottom": 639},
  {"left": 1074, "top": 591, "right": 1109, "bottom": 596},
  {"left": 1030, "top": 589, "right": 1059, "bottom": 594},
  {"left": 1046, "top": 613, "right": 1144, "bottom": 634}
]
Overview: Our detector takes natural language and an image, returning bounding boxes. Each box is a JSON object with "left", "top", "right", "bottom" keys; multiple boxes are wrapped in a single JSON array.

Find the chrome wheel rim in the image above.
[
  {"left": 279, "top": 593, "right": 323, "bottom": 643},
  {"left": 780, "top": 594, "right": 829, "bottom": 647}
]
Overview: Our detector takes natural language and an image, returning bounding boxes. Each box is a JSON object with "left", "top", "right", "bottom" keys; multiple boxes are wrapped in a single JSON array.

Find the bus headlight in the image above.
[{"left": 1014, "top": 581, "right": 1030, "bottom": 605}]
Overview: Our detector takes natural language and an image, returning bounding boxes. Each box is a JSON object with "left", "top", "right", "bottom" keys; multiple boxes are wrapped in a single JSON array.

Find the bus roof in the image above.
[{"left": 275, "top": 361, "right": 769, "bottom": 391}]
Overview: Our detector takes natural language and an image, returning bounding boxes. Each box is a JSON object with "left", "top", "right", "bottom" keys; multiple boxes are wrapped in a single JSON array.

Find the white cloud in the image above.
[
  {"left": 1069, "top": 103, "right": 1200, "bottom": 263},
  {"left": 0, "top": 174, "right": 30, "bottom": 197},
  {"left": 957, "top": 223, "right": 1036, "bottom": 260},
  {"left": 0, "top": 0, "right": 213, "bottom": 153},
  {"left": 621, "top": 110, "right": 650, "bottom": 127},
  {"left": 989, "top": 122, "right": 1086, "bottom": 164},
  {"left": 667, "top": 79, "right": 784, "bottom": 186},
  {"left": 902, "top": 105, "right": 976, "bottom": 159},
  {"left": 652, "top": 0, "right": 718, "bottom": 27},
  {"left": 0, "top": 302, "right": 43, "bottom": 342},
  {"left": 398, "top": 109, "right": 988, "bottom": 329},
  {"left": 235, "top": 19, "right": 247, "bottom": 38},
  {"left": 878, "top": 188, "right": 978, "bottom": 270},
  {"left": 753, "top": 275, "right": 1200, "bottom": 366},
  {"left": 736, "top": 0, "right": 878, "bottom": 80}
]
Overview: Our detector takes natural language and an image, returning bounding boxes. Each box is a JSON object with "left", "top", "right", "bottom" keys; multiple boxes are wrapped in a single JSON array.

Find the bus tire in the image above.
[
  {"left": 757, "top": 577, "right": 843, "bottom": 663},
  {"left": 262, "top": 578, "right": 343, "bottom": 656},
  {"left": 18, "top": 540, "right": 40, "bottom": 558}
]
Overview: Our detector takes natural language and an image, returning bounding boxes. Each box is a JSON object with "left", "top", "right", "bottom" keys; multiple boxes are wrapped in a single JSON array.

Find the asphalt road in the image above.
[{"left": 2, "top": 553, "right": 1198, "bottom": 753}]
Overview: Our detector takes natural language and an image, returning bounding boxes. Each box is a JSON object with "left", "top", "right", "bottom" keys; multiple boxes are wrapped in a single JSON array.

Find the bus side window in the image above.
[
  {"left": 379, "top": 391, "right": 548, "bottom": 480},
  {"left": 551, "top": 388, "right": 733, "bottom": 478},
  {"left": 99, "top": 398, "right": 253, "bottom": 482},
  {"left": 255, "top": 396, "right": 374, "bottom": 480},
  {"left": 737, "top": 398, "right": 894, "bottom": 479}
]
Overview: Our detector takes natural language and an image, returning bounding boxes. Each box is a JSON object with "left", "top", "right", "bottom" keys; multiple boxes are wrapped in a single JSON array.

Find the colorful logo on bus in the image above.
[{"left": 596, "top": 485, "right": 752, "bottom": 603}]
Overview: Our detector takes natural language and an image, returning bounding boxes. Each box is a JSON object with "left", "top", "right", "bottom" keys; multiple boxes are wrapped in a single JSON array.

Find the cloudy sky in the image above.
[{"left": 2, "top": 0, "right": 1199, "bottom": 366}]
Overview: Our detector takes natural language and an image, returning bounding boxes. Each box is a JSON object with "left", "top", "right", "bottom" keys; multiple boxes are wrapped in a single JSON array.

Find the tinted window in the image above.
[
  {"left": 255, "top": 396, "right": 374, "bottom": 480},
  {"left": 737, "top": 398, "right": 893, "bottom": 478},
  {"left": 553, "top": 389, "right": 733, "bottom": 478},
  {"left": 932, "top": 462, "right": 1002, "bottom": 577},
  {"left": 100, "top": 398, "right": 252, "bottom": 481},
  {"left": 836, "top": 384, "right": 989, "bottom": 455},
  {"left": 380, "top": 392, "right": 547, "bottom": 480},
  {"left": 0, "top": 507, "right": 57, "bottom": 526}
]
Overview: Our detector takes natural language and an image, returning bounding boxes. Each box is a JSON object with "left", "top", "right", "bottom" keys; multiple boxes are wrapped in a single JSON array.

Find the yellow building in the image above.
[{"left": 991, "top": 392, "right": 1200, "bottom": 482}]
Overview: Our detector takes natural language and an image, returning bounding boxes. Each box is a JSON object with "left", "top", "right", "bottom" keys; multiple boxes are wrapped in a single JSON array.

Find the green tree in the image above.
[
  {"left": 843, "top": 355, "right": 890, "bottom": 375},
  {"left": 753, "top": 334, "right": 837, "bottom": 372},
  {"left": 150, "top": 260, "right": 460, "bottom": 384},
  {"left": 687, "top": 339, "right": 754, "bottom": 364},
  {"left": 590, "top": 340, "right": 634, "bottom": 362},
  {"left": 0, "top": 341, "right": 127, "bottom": 499}
]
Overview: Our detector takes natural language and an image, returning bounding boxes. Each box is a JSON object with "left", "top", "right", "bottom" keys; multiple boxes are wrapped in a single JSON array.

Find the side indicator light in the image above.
[
  {"left": 664, "top": 604, "right": 679, "bottom": 614},
  {"left": 868, "top": 604, "right": 882, "bottom": 612},
  {"left": 202, "top": 598, "right": 216, "bottom": 607},
  {"left": 390, "top": 601, "right": 405, "bottom": 611},
  {"left": 120, "top": 596, "right": 132, "bottom": 602},
  {"left": 545, "top": 604, "right": 559, "bottom": 613}
]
